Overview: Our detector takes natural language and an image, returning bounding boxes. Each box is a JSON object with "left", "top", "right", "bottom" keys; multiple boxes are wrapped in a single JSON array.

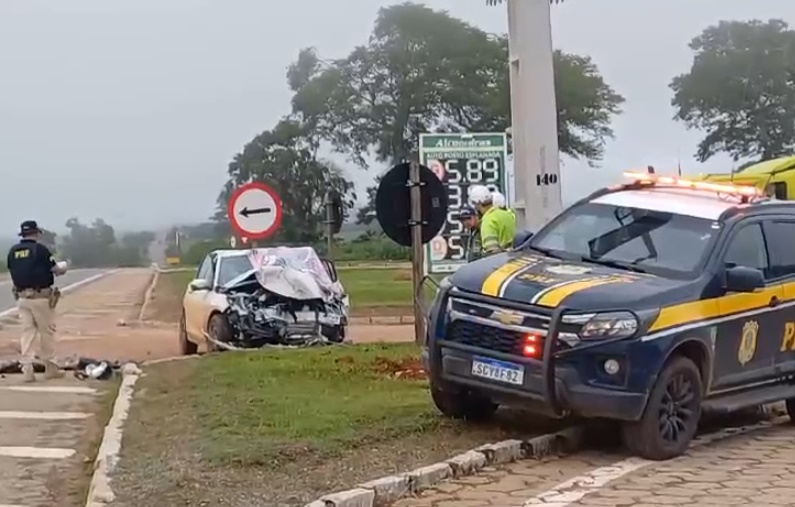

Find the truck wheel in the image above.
[
  {"left": 786, "top": 399, "right": 795, "bottom": 421},
  {"left": 207, "top": 314, "right": 233, "bottom": 352},
  {"left": 179, "top": 312, "right": 197, "bottom": 355},
  {"left": 622, "top": 356, "right": 702, "bottom": 460},
  {"left": 430, "top": 379, "right": 497, "bottom": 422}
]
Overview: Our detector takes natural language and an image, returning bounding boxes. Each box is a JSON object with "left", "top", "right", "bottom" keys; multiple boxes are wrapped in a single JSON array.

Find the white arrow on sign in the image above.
[{"left": 228, "top": 182, "right": 282, "bottom": 240}]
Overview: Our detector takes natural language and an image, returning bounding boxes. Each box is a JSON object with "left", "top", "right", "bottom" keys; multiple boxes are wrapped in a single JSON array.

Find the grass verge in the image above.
[{"left": 111, "top": 344, "right": 561, "bottom": 506}]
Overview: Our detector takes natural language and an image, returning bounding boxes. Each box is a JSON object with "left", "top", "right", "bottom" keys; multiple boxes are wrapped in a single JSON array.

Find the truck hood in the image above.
[{"left": 449, "top": 251, "right": 688, "bottom": 310}]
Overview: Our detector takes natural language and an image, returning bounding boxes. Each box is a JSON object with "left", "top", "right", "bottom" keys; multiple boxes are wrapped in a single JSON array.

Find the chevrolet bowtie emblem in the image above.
[{"left": 492, "top": 309, "right": 523, "bottom": 326}]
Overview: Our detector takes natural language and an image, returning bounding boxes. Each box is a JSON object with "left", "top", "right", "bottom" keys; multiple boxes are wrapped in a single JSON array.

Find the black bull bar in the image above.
[{"left": 542, "top": 306, "right": 566, "bottom": 416}]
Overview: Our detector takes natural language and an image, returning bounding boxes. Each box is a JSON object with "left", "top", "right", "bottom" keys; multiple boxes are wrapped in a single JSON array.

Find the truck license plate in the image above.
[{"left": 471, "top": 356, "right": 524, "bottom": 385}]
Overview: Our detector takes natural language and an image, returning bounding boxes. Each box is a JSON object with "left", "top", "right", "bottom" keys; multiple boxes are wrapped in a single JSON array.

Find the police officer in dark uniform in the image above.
[{"left": 6, "top": 220, "right": 67, "bottom": 382}]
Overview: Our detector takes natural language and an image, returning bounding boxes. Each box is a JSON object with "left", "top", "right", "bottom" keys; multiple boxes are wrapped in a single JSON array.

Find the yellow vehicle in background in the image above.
[{"left": 693, "top": 155, "right": 795, "bottom": 200}]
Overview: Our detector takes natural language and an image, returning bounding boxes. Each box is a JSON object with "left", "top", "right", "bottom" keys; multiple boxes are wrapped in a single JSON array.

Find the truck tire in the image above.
[
  {"left": 430, "top": 379, "right": 498, "bottom": 422},
  {"left": 622, "top": 356, "right": 702, "bottom": 460},
  {"left": 786, "top": 398, "right": 795, "bottom": 422},
  {"left": 179, "top": 312, "right": 198, "bottom": 355}
]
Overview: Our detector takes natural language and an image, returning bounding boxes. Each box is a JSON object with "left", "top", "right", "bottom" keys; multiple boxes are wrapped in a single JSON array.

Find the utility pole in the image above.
[{"left": 506, "top": 0, "right": 563, "bottom": 232}]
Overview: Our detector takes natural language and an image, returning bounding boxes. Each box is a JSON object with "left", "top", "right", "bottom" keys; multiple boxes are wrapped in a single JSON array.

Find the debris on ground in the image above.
[
  {"left": 371, "top": 356, "right": 427, "bottom": 380},
  {"left": 0, "top": 356, "right": 123, "bottom": 380}
]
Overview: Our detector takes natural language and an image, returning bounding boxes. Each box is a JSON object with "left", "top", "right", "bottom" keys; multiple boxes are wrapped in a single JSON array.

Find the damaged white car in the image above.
[{"left": 179, "top": 247, "right": 349, "bottom": 354}]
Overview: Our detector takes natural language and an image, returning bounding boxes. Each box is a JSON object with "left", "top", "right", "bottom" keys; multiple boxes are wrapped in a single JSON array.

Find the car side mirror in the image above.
[
  {"left": 725, "top": 266, "right": 764, "bottom": 293},
  {"left": 513, "top": 230, "right": 534, "bottom": 249},
  {"left": 188, "top": 279, "right": 211, "bottom": 292}
]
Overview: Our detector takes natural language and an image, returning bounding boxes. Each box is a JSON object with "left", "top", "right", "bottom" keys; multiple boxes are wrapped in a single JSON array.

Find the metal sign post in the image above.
[
  {"left": 419, "top": 133, "right": 509, "bottom": 275},
  {"left": 409, "top": 161, "right": 426, "bottom": 345},
  {"left": 374, "top": 162, "right": 449, "bottom": 346}
]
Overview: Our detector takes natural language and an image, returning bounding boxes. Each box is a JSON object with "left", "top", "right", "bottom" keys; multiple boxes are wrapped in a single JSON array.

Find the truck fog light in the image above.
[{"left": 604, "top": 359, "right": 620, "bottom": 375}]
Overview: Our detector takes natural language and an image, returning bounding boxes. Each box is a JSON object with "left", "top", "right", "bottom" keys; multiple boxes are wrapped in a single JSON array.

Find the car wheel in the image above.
[
  {"left": 622, "top": 356, "right": 702, "bottom": 460},
  {"left": 178, "top": 312, "right": 198, "bottom": 355},
  {"left": 430, "top": 378, "right": 497, "bottom": 422},
  {"left": 207, "top": 314, "right": 233, "bottom": 352}
]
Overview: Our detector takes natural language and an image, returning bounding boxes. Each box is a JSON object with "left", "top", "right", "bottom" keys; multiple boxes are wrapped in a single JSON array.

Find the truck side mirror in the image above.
[{"left": 725, "top": 266, "right": 764, "bottom": 293}]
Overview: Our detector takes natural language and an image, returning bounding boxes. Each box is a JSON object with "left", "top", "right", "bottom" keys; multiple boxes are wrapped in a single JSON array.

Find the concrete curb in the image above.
[
  {"left": 84, "top": 362, "right": 142, "bottom": 507},
  {"left": 303, "top": 426, "right": 584, "bottom": 507},
  {"left": 136, "top": 267, "right": 160, "bottom": 322}
]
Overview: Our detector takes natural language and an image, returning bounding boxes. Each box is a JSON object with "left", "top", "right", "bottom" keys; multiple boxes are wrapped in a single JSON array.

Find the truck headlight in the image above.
[{"left": 578, "top": 311, "right": 638, "bottom": 340}]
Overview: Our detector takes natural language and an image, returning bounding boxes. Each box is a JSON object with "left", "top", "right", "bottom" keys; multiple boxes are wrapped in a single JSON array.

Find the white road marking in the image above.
[
  {"left": 523, "top": 418, "right": 786, "bottom": 506},
  {"left": 0, "top": 386, "right": 96, "bottom": 395},
  {"left": 0, "top": 269, "right": 116, "bottom": 319},
  {"left": 0, "top": 446, "right": 75, "bottom": 459},
  {"left": 0, "top": 504, "right": 32, "bottom": 507},
  {"left": 0, "top": 411, "right": 90, "bottom": 420}
]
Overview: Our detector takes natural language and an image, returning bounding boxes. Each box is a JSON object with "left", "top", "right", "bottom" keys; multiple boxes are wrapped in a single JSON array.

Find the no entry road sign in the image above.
[{"left": 227, "top": 182, "right": 283, "bottom": 240}]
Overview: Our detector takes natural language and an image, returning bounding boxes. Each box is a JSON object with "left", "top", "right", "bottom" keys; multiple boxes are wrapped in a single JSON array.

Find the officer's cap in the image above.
[
  {"left": 459, "top": 206, "right": 477, "bottom": 219},
  {"left": 19, "top": 220, "right": 42, "bottom": 237}
]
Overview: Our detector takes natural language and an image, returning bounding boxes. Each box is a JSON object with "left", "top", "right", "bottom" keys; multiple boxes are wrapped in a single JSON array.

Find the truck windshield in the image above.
[{"left": 528, "top": 202, "right": 717, "bottom": 277}]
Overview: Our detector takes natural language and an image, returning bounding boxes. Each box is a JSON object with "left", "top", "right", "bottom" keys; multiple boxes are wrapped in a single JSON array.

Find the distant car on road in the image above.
[
  {"left": 426, "top": 171, "right": 795, "bottom": 461},
  {"left": 180, "top": 247, "right": 349, "bottom": 354}
]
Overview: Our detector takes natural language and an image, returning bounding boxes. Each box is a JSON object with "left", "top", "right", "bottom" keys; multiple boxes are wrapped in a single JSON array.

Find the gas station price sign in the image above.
[{"left": 419, "top": 133, "right": 509, "bottom": 274}]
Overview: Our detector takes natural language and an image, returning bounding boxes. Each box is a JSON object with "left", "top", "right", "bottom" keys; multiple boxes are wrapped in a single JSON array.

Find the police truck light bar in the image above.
[{"left": 623, "top": 171, "right": 763, "bottom": 198}]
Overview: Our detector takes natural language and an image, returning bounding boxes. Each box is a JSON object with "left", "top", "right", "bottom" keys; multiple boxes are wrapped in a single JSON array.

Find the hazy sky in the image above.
[{"left": 1, "top": 0, "right": 793, "bottom": 234}]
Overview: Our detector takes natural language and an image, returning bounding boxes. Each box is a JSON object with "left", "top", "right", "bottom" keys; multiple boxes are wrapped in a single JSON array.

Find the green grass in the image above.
[{"left": 184, "top": 344, "right": 435, "bottom": 463}]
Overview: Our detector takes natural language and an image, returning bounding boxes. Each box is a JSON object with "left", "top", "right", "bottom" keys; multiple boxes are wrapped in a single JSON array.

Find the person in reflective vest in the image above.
[
  {"left": 491, "top": 190, "right": 516, "bottom": 221},
  {"left": 468, "top": 185, "right": 516, "bottom": 255}
]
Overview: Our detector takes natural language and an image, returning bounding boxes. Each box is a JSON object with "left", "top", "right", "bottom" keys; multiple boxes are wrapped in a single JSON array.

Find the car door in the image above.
[
  {"left": 711, "top": 220, "right": 783, "bottom": 390},
  {"left": 762, "top": 220, "right": 795, "bottom": 376},
  {"left": 183, "top": 255, "right": 215, "bottom": 339}
]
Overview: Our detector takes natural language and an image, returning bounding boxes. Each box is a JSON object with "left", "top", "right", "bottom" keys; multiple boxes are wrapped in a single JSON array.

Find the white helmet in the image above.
[
  {"left": 491, "top": 190, "right": 507, "bottom": 208},
  {"left": 468, "top": 185, "right": 493, "bottom": 205}
]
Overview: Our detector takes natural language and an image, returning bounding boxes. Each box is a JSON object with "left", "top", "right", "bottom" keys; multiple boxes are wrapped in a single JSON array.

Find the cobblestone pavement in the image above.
[{"left": 394, "top": 420, "right": 795, "bottom": 507}]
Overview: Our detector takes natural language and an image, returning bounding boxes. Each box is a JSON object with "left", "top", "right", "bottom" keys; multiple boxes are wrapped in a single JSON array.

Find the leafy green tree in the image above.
[
  {"left": 289, "top": 3, "right": 623, "bottom": 219},
  {"left": 217, "top": 118, "right": 356, "bottom": 244},
  {"left": 671, "top": 19, "right": 795, "bottom": 162}
]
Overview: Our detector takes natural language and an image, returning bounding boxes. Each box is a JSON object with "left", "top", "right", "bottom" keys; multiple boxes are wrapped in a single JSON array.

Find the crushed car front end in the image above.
[{"left": 213, "top": 247, "right": 349, "bottom": 348}]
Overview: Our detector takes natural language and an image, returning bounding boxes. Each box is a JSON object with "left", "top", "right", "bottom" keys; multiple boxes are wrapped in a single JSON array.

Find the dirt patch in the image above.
[
  {"left": 142, "top": 271, "right": 188, "bottom": 324},
  {"left": 111, "top": 347, "right": 565, "bottom": 507},
  {"left": 372, "top": 356, "right": 427, "bottom": 380}
]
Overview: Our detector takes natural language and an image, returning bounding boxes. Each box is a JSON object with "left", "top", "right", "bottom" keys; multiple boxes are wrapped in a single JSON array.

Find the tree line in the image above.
[
  {"left": 211, "top": 2, "right": 624, "bottom": 242},
  {"left": 214, "top": 5, "right": 795, "bottom": 247},
  {"left": 0, "top": 218, "right": 154, "bottom": 272}
]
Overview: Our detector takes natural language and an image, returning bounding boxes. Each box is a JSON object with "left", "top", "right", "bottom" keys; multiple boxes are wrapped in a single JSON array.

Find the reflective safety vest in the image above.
[{"left": 480, "top": 206, "right": 516, "bottom": 254}]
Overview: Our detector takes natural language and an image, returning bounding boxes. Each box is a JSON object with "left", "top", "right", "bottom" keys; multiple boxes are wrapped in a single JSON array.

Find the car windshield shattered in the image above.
[
  {"left": 217, "top": 255, "right": 256, "bottom": 286},
  {"left": 217, "top": 247, "right": 349, "bottom": 347},
  {"left": 527, "top": 202, "right": 718, "bottom": 277}
]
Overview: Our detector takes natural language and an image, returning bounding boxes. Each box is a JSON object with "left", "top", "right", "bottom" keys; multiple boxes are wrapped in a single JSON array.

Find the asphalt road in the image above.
[{"left": 0, "top": 269, "right": 108, "bottom": 314}]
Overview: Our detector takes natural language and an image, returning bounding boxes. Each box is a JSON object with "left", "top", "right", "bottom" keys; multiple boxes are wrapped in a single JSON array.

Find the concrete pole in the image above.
[{"left": 506, "top": 0, "right": 563, "bottom": 233}]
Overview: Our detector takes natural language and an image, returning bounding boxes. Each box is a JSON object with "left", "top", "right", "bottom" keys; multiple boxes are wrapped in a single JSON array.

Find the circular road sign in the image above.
[
  {"left": 375, "top": 162, "right": 448, "bottom": 247},
  {"left": 228, "top": 182, "right": 283, "bottom": 240}
]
